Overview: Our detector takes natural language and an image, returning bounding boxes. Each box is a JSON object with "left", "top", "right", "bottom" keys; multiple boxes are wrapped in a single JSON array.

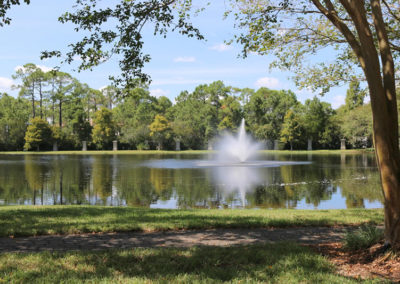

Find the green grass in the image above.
[
  {"left": 0, "top": 206, "right": 383, "bottom": 237},
  {"left": 344, "top": 223, "right": 384, "bottom": 250},
  {"left": 0, "top": 242, "right": 385, "bottom": 283}
]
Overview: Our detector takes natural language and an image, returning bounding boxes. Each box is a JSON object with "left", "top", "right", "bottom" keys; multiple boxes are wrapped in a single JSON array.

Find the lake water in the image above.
[{"left": 0, "top": 152, "right": 383, "bottom": 209}]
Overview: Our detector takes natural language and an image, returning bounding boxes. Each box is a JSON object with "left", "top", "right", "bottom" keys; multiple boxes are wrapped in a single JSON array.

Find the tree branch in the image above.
[
  {"left": 371, "top": 0, "right": 396, "bottom": 100},
  {"left": 382, "top": 0, "right": 400, "bottom": 22},
  {"left": 311, "top": 0, "right": 363, "bottom": 63}
]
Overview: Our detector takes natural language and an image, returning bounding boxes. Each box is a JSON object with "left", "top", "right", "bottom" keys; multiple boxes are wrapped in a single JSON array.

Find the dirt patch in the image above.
[{"left": 308, "top": 242, "right": 400, "bottom": 282}]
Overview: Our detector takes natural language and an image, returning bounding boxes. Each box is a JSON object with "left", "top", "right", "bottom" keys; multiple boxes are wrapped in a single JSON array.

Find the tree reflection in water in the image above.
[{"left": 0, "top": 153, "right": 383, "bottom": 209}]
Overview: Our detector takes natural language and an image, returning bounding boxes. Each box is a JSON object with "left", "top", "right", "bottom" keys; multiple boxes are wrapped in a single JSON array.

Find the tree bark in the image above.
[{"left": 312, "top": 0, "right": 400, "bottom": 245}]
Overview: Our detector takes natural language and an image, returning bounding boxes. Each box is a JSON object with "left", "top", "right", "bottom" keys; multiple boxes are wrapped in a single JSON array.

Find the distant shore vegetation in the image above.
[{"left": 0, "top": 64, "right": 374, "bottom": 151}]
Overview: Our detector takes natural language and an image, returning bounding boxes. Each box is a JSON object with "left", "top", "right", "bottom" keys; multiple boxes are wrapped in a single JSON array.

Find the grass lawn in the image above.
[
  {"left": 0, "top": 242, "right": 386, "bottom": 283},
  {"left": 0, "top": 206, "right": 383, "bottom": 237}
]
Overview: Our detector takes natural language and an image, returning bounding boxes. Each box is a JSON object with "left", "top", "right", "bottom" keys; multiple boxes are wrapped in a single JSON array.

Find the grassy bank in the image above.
[
  {"left": 0, "top": 206, "right": 383, "bottom": 237},
  {"left": 0, "top": 149, "right": 373, "bottom": 155},
  {"left": 0, "top": 243, "right": 384, "bottom": 283}
]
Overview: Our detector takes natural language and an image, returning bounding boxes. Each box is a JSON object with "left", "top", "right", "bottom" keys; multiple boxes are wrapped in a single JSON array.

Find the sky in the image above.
[{"left": 0, "top": 0, "right": 349, "bottom": 108}]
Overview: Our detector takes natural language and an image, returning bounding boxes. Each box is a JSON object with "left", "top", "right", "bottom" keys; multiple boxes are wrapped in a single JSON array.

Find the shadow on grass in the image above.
[
  {"left": 0, "top": 206, "right": 384, "bottom": 237},
  {"left": 0, "top": 243, "right": 361, "bottom": 283}
]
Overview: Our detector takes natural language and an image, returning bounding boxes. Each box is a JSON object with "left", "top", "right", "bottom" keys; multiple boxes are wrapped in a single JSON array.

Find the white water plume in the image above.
[{"left": 215, "top": 119, "right": 261, "bottom": 163}]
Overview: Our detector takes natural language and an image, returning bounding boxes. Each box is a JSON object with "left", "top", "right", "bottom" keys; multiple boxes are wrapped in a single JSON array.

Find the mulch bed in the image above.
[{"left": 308, "top": 242, "right": 400, "bottom": 282}]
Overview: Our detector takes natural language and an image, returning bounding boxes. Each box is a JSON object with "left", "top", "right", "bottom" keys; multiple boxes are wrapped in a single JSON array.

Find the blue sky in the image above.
[{"left": 0, "top": 0, "right": 349, "bottom": 108}]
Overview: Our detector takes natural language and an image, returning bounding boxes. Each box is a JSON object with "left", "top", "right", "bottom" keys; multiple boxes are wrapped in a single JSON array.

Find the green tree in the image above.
[
  {"left": 113, "top": 87, "right": 158, "bottom": 149},
  {"left": 12, "top": 63, "right": 40, "bottom": 118},
  {"left": 339, "top": 104, "right": 373, "bottom": 148},
  {"left": 24, "top": 117, "right": 53, "bottom": 151},
  {"left": 245, "top": 88, "right": 298, "bottom": 141},
  {"left": 101, "top": 85, "right": 119, "bottom": 110},
  {"left": 49, "top": 71, "right": 74, "bottom": 129},
  {"left": 155, "top": 96, "right": 173, "bottom": 116},
  {"left": 32, "top": 68, "right": 47, "bottom": 119},
  {"left": 0, "top": 93, "right": 30, "bottom": 150},
  {"left": 92, "top": 108, "right": 116, "bottom": 149},
  {"left": 149, "top": 114, "right": 171, "bottom": 150},
  {"left": 280, "top": 109, "right": 303, "bottom": 150},
  {"left": 63, "top": 81, "right": 93, "bottom": 148},
  {"left": 302, "top": 97, "right": 339, "bottom": 149},
  {"left": 83, "top": 87, "right": 105, "bottom": 122},
  {"left": 172, "top": 90, "right": 208, "bottom": 149},
  {"left": 345, "top": 80, "right": 367, "bottom": 110},
  {"left": 218, "top": 95, "right": 242, "bottom": 132},
  {"left": 190, "top": 81, "right": 231, "bottom": 144}
]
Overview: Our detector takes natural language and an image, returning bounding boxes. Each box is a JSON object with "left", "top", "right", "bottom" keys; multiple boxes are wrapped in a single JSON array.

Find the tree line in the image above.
[{"left": 0, "top": 63, "right": 373, "bottom": 151}]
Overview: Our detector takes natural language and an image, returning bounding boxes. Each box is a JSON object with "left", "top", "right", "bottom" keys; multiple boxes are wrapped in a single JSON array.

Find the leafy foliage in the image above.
[
  {"left": 245, "top": 88, "right": 298, "bottom": 141},
  {"left": 149, "top": 114, "right": 171, "bottom": 150},
  {"left": 92, "top": 108, "right": 117, "bottom": 149},
  {"left": 0, "top": 0, "right": 30, "bottom": 26},
  {"left": 41, "top": 0, "right": 205, "bottom": 89},
  {"left": 338, "top": 105, "right": 373, "bottom": 148},
  {"left": 24, "top": 117, "right": 53, "bottom": 151},
  {"left": 280, "top": 109, "right": 303, "bottom": 150},
  {"left": 0, "top": 93, "right": 30, "bottom": 150}
]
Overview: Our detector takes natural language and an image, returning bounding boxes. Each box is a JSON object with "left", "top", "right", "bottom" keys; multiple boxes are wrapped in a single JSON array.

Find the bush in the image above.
[
  {"left": 343, "top": 223, "right": 383, "bottom": 250},
  {"left": 24, "top": 117, "right": 53, "bottom": 151}
]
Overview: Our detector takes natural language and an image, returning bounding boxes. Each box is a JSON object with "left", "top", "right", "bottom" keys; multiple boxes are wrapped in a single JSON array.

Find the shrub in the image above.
[{"left": 343, "top": 223, "right": 383, "bottom": 250}]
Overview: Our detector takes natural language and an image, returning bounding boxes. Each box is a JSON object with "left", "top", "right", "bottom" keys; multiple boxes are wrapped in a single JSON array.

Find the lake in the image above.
[{"left": 0, "top": 152, "right": 383, "bottom": 209}]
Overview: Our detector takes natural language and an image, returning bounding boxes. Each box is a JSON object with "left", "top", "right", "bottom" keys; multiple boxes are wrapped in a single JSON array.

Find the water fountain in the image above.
[
  {"left": 142, "top": 118, "right": 310, "bottom": 208},
  {"left": 144, "top": 118, "right": 308, "bottom": 169},
  {"left": 214, "top": 119, "right": 261, "bottom": 163}
]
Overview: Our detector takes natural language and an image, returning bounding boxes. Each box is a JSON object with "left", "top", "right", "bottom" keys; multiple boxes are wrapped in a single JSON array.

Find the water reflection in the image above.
[
  {"left": 0, "top": 153, "right": 383, "bottom": 209},
  {"left": 212, "top": 166, "right": 263, "bottom": 207}
]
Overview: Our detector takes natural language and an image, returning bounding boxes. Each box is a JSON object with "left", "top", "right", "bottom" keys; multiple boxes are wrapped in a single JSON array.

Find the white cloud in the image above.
[
  {"left": 173, "top": 56, "right": 196, "bottom": 63},
  {"left": 255, "top": 77, "right": 280, "bottom": 89},
  {"left": 331, "top": 95, "right": 345, "bottom": 109},
  {"left": 14, "top": 64, "right": 54, "bottom": 73},
  {"left": 150, "top": 88, "right": 170, "bottom": 98},
  {"left": 0, "top": 77, "right": 14, "bottom": 91},
  {"left": 209, "top": 43, "right": 232, "bottom": 52}
]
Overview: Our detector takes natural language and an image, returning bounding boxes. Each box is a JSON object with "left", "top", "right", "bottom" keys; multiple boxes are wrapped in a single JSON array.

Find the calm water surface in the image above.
[{"left": 0, "top": 153, "right": 382, "bottom": 209}]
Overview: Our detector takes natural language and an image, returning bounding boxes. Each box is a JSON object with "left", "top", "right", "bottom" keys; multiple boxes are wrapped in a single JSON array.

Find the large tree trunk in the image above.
[
  {"left": 312, "top": 0, "right": 400, "bottom": 245},
  {"left": 348, "top": 0, "right": 400, "bottom": 246},
  {"left": 367, "top": 68, "right": 400, "bottom": 245}
]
